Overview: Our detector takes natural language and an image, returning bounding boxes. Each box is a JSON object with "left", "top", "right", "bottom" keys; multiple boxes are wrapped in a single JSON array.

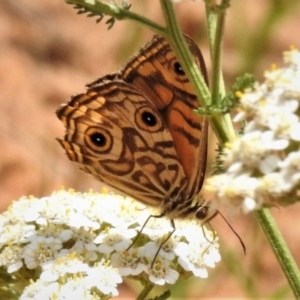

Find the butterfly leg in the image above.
[
  {"left": 126, "top": 213, "right": 166, "bottom": 251},
  {"left": 150, "top": 218, "right": 176, "bottom": 268},
  {"left": 201, "top": 221, "right": 217, "bottom": 256}
]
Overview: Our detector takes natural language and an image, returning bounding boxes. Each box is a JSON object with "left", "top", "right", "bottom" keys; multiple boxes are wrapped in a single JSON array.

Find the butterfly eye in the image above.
[
  {"left": 85, "top": 127, "right": 112, "bottom": 153},
  {"left": 136, "top": 106, "right": 163, "bottom": 132},
  {"left": 173, "top": 61, "right": 185, "bottom": 76},
  {"left": 196, "top": 206, "right": 208, "bottom": 220}
]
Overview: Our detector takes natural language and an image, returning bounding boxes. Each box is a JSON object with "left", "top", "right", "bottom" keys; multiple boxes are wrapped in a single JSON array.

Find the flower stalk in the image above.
[
  {"left": 136, "top": 283, "right": 154, "bottom": 300},
  {"left": 255, "top": 209, "right": 300, "bottom": 298}
]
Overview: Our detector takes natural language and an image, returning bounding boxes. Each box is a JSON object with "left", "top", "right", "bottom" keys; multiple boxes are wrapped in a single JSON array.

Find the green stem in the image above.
[
  {"left": 205, "top": 1, "right": 236, "bottom": 144},
  {"left": 160, "top": 0, "right": 211, "bottom": 107},
  {"left": 206, "top": 4, "right": 227, "bottom": 106},
  {"left": 210, "top": 114, "right": 236, "bottom": 143},
  {"left": 160, "top": 0, "right": 235, "bottom": 144},
  {"left": 136, "top": 283, "right": 154, "bottom": 300},
  {"left": 255, "top": 209, "right": 300, "bottom": 298},
  {"left": 65, "top": 0, "right": 167, "bottom": 35},
  {"left": 205, "top": 4, "right": 217, "bottom": 59}
]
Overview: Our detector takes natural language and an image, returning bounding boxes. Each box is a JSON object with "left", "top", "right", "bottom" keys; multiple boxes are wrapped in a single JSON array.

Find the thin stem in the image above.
[
  {"left": 205, "top": 4, "right": 217, "bottom": 59},
  {"left": 65, "top": 0, "right": 167, "bottom": 36},
  {"left": 205, "top": 1, "right": 236, "bottom": 144},
  {"left": 160, "top": 0, "right": 211, "bottom": 106},
  {"left": 210, "top": 114, "right": 235, "bottom": 143},
  {"left": 255, "top": 209, "right": 300, "bottom": 298},
  {"left": 160, "top": 0, "right": 235, "bottom": 144},
  {"left": 136, "top": 283, "right": 154, "bottom": 300},
  {"left": 206, "top": 5, "right": 226, "bottom": 105}
]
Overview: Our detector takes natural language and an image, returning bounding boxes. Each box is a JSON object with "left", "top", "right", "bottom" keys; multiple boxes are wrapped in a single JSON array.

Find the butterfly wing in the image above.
[
  {"left": 120, "top": 35, "right": 209, "bottom": 200},
  {"left": 57, "top": 80, "right": 188, "bottom": 208}
]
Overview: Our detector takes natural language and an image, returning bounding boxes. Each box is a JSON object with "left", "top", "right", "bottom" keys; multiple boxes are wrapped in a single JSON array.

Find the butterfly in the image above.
[{"left": 56, "top": 35, "right": 217, "bottom": 223}]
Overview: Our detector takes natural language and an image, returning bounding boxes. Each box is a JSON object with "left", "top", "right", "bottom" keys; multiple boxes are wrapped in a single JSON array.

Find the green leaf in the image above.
[
  {"left": 148, "top": 290, "right": 171, "bottom": 300},
  {"left": 222, "top": 73, "right": 256, "bottom": 110}
]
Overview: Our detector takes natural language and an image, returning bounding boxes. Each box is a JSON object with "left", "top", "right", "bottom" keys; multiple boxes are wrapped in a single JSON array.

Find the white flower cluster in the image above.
[
  {"left": 0, "top": 189, "right": 220, "bottom": 299},
  {"left": 206, "top": 47, "right": 300, "bottom": 214}
]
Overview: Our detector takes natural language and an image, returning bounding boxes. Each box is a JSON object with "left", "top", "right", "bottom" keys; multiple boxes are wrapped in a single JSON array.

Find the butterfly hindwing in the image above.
[{"left": 57, "top": 80, "right": 188, "bottom": 207}]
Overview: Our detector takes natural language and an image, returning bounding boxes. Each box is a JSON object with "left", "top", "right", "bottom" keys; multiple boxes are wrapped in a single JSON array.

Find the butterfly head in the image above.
[
  {"left": 195, "top": 205, "right": 219, "bottom": 224},
  {"left": 195, "top": 205, "right": 246, "bottom": 254}
]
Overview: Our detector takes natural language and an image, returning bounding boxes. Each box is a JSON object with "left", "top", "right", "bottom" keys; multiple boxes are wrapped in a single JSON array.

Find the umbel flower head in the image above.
[
  {"left": 0, "top": 189, "right": 220, "bottom": 299},
  {"left": 206, "top": 47, "right": 300, "bottom": 214}
]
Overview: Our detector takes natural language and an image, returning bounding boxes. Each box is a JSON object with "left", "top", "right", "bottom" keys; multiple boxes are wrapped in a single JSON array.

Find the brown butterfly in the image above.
[{"left": 56, "top": 35, "right": 217, "bottom": 223}]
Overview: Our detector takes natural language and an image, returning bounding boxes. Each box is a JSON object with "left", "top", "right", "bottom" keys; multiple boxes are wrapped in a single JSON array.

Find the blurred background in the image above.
[{"left": 1, "top": 0, "right": 300, "bottom": 298}]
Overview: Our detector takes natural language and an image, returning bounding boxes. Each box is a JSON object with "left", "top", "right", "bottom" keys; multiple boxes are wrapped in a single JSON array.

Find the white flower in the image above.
[
  {"left": 28, "top": 223, "right": 72, "bottom": 245},
  {"left": 0, "top": 245, "right": 23, "bottom": 273},
  {"left": 175, "top": 242, "right": 208, "bottom": 278},
  {"left": 203, "top": 245, "right": 221, "bottom": 268},
  {"left": 226, "top": 130, "right": 288, "bottom": 168},
  {"left": 4, "top": 196, "right": 36, "bottom": 224},
  {"left": 24, "top": 194, "right": 74, "bottom": 226},
  {"left": 23, "top": 239, "right": 62, "bottom": 269},
  {"left": 144, "top": 256, "right": 179, "bottom": 285},
  {"left": 56, "top": 278, "right": 95, "bottom": 300},
  {"left": 136, "top": 216, "right": 174, "bottom": 239},
  {"left": 23, "top": 198, "right": 48, "bottom": 224},
  {"left": 0, "top": 223, "right": 35, "bottom": 245},
  {"left": 111, "top": 248, "right": 145, "bottom": 276},
  {"left": 279, "top": 149, "right": 300, "bottom": 170},
  {"left": 243, "top": 197, "right": 259, "bottom": 212},
  {"left": 141, "top": 240, "right": 176, "bottom": 261},
  {"left": 85, "top": 262, "right": 122, "bottom": 296},
  {"left": 101, "top": 196, "right": 150, "bottom": 228},
  {"left": 207, "top": 47, "right": 300, "bottom": 213},
  {"left": 67, "top": 212, "right": 99, "bottom": 230},
  {"left": 258, "top": 172, "right": 292, "bottom": 197},
  {"left": 175, "top": 219, "right": 210, "bottom": 243},
  {"left": 69, "top": 227, "right": 98, "bottom": 253},
  {"left": 208, "top": 174, "right": 260, "bottom": 215},
  {"left": 40, "top": 252, "right": 90, "bottom": 282},
  {"left": 283, "top": 47, "right": 300, "bottom": 65},
  {"left": 20, "top": 280, "right": 59, "bottom": 300},
  {"left": 174, "top": 225, "right": 220, "bottom": 278},
  {"left": 259, "top": 154, "right": 280, "bottom": 174},
  {"left": 95, "top": 227, "right": 137, "bottom": 253}
]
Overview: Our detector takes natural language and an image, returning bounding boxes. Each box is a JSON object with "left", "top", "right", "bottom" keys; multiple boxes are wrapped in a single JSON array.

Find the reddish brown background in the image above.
[{"left": 1, "top": 0, "right": 300, "bottom": 298}]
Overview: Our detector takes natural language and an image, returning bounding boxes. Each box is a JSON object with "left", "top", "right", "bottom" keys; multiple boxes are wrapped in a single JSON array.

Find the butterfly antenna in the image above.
[{"left": 218, "top": 211, "right": 246, "bottom": 255}]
